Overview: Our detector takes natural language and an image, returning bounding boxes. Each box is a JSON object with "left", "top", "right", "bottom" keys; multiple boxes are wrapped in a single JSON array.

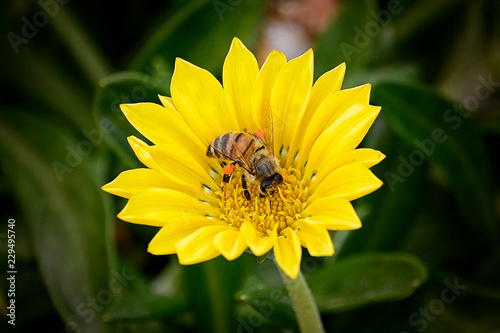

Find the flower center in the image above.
[{"left": 218, "top": 168, "right": 309, "bottom": 234}]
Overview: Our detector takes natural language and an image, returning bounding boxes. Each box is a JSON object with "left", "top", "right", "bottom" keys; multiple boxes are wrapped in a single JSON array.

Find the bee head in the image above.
[{"left": 259, "top": 173, "right": 284, "bottom": 196}]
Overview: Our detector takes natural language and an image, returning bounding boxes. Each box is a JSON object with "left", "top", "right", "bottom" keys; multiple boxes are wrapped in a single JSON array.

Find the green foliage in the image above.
[
  {"left": 1, "top": 0, "right": 500, "bottom": 332},
  {"left": 315, "top": 0, "right": 378, "bottom": 74},
  {"left": 309, "top": 252, "right": 428, "bottom": 312},
  {"left": 129, "top": 0, "right": 264, "bottom": 75},
  {"left": 372, "top": 81, "right": 498, "bottom": 246},
  {"left": 0, "top": 111, "right": 116, "bottom": 332}
]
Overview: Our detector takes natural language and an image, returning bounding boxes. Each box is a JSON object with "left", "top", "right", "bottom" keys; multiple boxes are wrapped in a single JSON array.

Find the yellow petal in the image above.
[
  {"left": 287, "top": 63, "right": 346, "bottom": 165},
  {"left": 158, "top": 95, "right": 174, "bottom": 108},
  {"left": 121, "top": 102, "right": 203, "bottom": 154},
  {"left": 128, "top": 136, "right": 220, "bottom": 199},
  {"left": 274, "top": 227, "right": 301, "bottom": 279},
  {"left": 252, "top": 50, "right": 287, "bottom": 129},
  {"left": 152, "top": 94, "right": 215, "bottom": 160},
  {"left": 336, "top": 148, "right": 386, "bottom": 169},
  {"left": 129, "top": 135, "right": 219, "bottom": 193},
  {"left": 304, "top": 104, "right": 381, "bottom": 186},
  {"left": 149, "top": 144, "right": 219, "bottom": 192},
  {"left": 128, "top": 135, "right": 158, "bottom": 170},
  {"left": 214, "top": 228, "right": 247, "bottom": 260},
  {"left": 176, "top": 225, "right": 230, "bottom": 265},
  {"left": 271, "top": 49, "right": 313, "bottom": 165},
  {"left": 148, "top": 216, "right": 222, "bottom": 254},
  {"left": 240, "top": 222, "right": 277, "bottom": 256},
  {"left": 129, "top": 135, "right": 222, "bottom": 186},
  {"left": 301, "top": 197, "right": 361, "bottom": 230},
  {"left": 120, "top": 102, "right": 166, "bottom": 145},
  {"left": 118, "top": 188, "right": 221, "bottom": 227},
  {"left": 295, "top": 84, "right": 372, "bottom": 168},
  {"left": 171, "top": 58, "right": 237, "bottom": 143},
  {"left": 223, "top": 38, "right": 259, "bottom": 130},
  {"left": 301, "top": 148, "right": 385, "bottom": 185},
  {"left": 309, "top": 164, "right": 383, "bottom": 202},
  {"left": 296, "top": 222, "right": 334, "bottom": 256},
  {"left": 307, "top": 63, "right": 346, "bottom": 112},
  {"left": 102, "top": 168, "right": 170, "bottom": 199}
]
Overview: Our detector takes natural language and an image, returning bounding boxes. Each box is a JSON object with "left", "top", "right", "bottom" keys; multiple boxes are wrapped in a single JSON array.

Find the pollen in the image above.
[{"left": 218, "top": 168, "right": 308, "bottom": 235}]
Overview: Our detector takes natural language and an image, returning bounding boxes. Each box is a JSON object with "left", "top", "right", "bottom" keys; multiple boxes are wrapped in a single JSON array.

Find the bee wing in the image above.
[
  {"left": 208, "top": 142, "right": 254, "bottom": 175},
  {"left": 257, "top": 99, "right": 275, "bottom": 157}
]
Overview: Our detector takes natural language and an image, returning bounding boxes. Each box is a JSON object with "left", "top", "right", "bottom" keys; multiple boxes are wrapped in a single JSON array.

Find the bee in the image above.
[{"left": 206, "top": 105, "right": 283, "bottom": 200}]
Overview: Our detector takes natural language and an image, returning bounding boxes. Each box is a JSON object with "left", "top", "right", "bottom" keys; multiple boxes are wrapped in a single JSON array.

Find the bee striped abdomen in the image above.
[
  {"left": 206, "top": 132, "right": 256, "bottom": 161},
  {"left": 206, "top": 130, "right": 282, "bottom": 197}
]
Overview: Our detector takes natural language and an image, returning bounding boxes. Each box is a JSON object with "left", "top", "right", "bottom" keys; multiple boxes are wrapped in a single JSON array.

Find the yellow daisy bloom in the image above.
[{"left": 102, "top": 37, "right": 384, "bottom": 279}]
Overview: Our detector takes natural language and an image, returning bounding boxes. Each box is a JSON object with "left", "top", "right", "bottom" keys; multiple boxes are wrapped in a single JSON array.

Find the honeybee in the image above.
[{"left": 206, "top": 106, "right": 283, "bottom": 200}]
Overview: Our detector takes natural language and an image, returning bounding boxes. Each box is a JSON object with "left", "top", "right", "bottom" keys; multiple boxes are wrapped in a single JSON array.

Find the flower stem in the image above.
[{"left": 275, "top": 262, "right": 325, "bottom": 333}]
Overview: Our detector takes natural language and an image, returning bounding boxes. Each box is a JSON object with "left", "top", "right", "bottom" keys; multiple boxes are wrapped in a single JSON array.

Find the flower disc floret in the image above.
[{"left": 220, "top": 168, "right": 307, "bottom": 235}]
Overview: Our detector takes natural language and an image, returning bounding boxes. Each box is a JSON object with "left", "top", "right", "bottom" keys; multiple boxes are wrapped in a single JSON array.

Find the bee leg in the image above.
[
  {"left": 222, "top": 162, "right": 236, "bottom": 183},
  {"left": 241, "top": 174, "right": 251, "bottom": 201}
]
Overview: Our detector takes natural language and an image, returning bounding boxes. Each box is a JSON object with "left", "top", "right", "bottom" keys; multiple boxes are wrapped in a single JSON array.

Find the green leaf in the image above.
[
  {"left": 235, "top": 275, "right": 298, "bottom": 331},
  {"left": 371, "top": 81, "right": 498, "bottom": 246},
  {"left": 0, "top": 110, "right": 116, "bottom": 332},
  {"left": 102, "top": 293, "right": 184, "bottom": 323},
  {"left": 101, "top": 260, "right": 185, "bottom": 324},
  {"left": 391, "top": 0, "right": 463, "bottom": 42},
  {"left": 7, "top": 49, "right": 93, "bottom": 130},
  {"left": 93, "top": 71, "right": 170, "bottom": 167},
  {"left": 49, "top": 5, "right": 112, "bottom": 85},
  {"left": 315, "top": 0, "right": 378, "bottom": 75},
  {"left": 342, "top": 63, "right": 420, "bottom": 89},
  {"left": 308, "top": 252, "right": 428, "bottom": 313},
  {"left": 129, "top": 0, "right": 264, "bottom": 75}
]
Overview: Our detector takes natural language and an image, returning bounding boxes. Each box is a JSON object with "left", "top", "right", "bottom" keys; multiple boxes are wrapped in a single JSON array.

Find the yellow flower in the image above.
[{"left": 102, "top": 37, "right": 384, "bottom": 279}]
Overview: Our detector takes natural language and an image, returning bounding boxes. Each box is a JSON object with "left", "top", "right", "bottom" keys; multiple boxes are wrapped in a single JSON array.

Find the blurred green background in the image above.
[{"left": 1, "top": 0, "right": 500, "bottom": 332}]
